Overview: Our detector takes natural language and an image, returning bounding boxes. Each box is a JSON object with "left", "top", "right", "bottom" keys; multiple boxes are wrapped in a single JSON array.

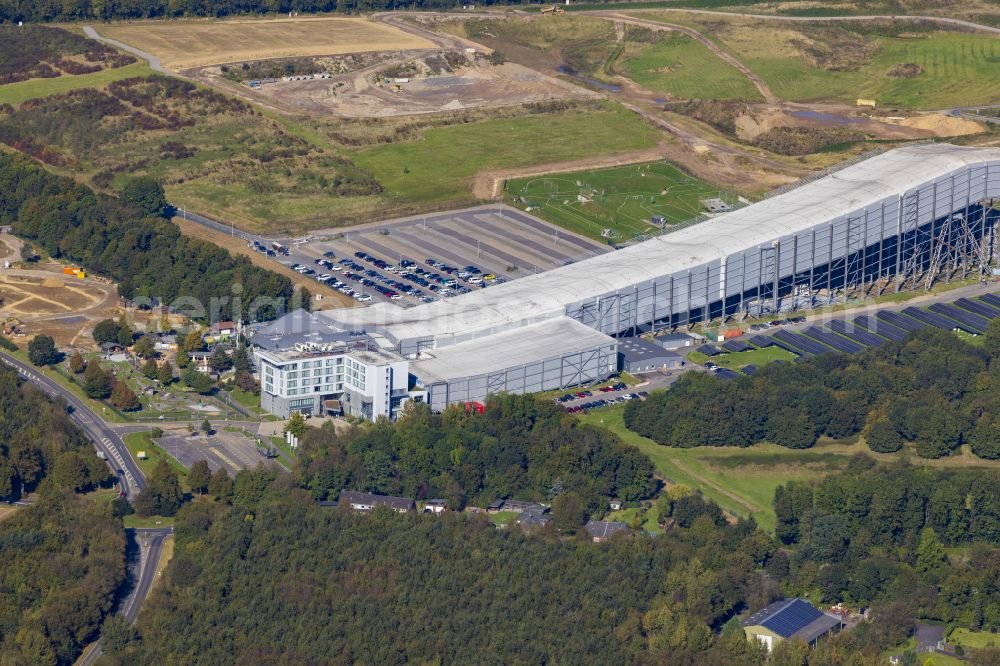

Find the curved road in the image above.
[
  {"left": 78, "top": 527, "right": 174, "bottom": 666},
  {"left": 593, "top": 11, "right": 778, "bottom": 103},
  {"left": 82, "top": 26, "right": 170, "bottom": 74},
  {"left": 613, "top": 8, "right": 1000, "bottom": 35},
  {"left": 0, "top": 351, "right": 145, "bottom": 498}
]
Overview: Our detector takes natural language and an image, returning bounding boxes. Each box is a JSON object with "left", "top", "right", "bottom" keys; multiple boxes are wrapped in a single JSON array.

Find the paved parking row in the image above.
[{"left": 277, "top": 207, "right": 610, "bottom": 307}]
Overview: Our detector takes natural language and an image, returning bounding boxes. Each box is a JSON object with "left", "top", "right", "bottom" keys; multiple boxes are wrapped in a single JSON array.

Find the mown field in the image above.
[
  {"left": 99, "top": 17, "right": 434, "bottom": 70},
  {"left": 506, "top": 160, "right": 725, "bottom": 241},
  {"left": 621, "top": 32, "right": 763, "bottom": 101},
  {"left": 633, "top": 14, "right": 1000, "bottom": 108}
]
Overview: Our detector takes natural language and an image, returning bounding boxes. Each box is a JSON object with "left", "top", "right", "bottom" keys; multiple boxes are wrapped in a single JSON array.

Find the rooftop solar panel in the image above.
[
  {"left": 902, "top": 306, "right": 962, "bottom": 331},
  {"left": 760, "top": 599, "right": 825, "bottom": 639},
  {"left": 854, "top": 315, "right": 908, "bottom": 342},
  {"left": 722, "top": 340, "right": 752, "bottom": 353},
  {"left": 826, "top": 320, "right": 888, "bottom": 347},
  {"left": 697, "top": 344, "right": 722, "bottom": 356},
  {"left": 928, "top": 302, "right": 988, "bottom": 334},
  {"left": 802, "top": 327, "right": 866, "bottom": 353},
  {"left": 954, "top": 297, "right": 1000, "bottom": 319},
  {"left": 980, "top": 293, "right": 1000, "bottom": 309},
  {"left": 877, "top": 310, "right": 926, "bottom": 332}
]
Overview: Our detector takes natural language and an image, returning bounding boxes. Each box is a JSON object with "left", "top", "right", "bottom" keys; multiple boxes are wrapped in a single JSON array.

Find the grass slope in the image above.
[
  {"left": 621, "top": 32, "right": 763, "bottom": 101},
  {"left": 579, "top": 404, "right": 849, "bottom": 531},
  {"left": 0, "top": 62, "right": 153, "bottom": 106},
  {"left": 355, "top": 102, "right": 660, "bottom": 207},
  {"left": 506, "top": 160, "right": 724, "bottom": 241}
]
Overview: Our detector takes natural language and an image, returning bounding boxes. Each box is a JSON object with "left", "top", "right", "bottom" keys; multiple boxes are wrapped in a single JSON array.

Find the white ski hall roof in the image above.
[{"left": 323, "top": 144, "right": 1000, "bottom": 345}]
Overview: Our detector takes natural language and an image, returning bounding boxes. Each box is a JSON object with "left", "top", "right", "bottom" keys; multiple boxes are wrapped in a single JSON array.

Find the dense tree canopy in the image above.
[
  {"left": 0, "top": 365, "right": 113, "bottom": 502},
  {"left": 2, "top": 0, "right": 522, "bottom": 23},
  {"left": 120, "top": 478, "right": 776, "bottom": 665},
  {"left": 0, "top": 366, "right": 125, "bottom": 665},
  {"left": 625, "top": 328, "right": 995, "bottom": 459},
  {"left": 296, "top": 394, "right": 657, "bottom": 511},
  {"left": 0, "top": 492, "right": 126, "bottom": 665},
  {"left": 0, "top": 152, "right": 294, "bottom": 322}
]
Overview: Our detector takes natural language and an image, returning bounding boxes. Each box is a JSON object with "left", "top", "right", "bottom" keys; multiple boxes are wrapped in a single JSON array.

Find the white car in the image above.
[
  {"left": 330, "top": 265, "right": 342, "bottom": 271},
  {"left": 355, "top": 293, "right": 372, "bottom": 302}
]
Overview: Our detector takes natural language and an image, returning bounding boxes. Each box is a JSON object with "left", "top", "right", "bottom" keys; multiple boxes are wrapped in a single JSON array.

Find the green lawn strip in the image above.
[
  {"left": 228, "top": 387, "right": 263, "bottom": 412},
  {"left": 0, "top": 62, "right": 153, "bottom": 106},
  {"left": 123, "top": 514, "right": 176, "bottom": 529},
  {"left": 123, "top": 431, "right": 189, "bottom": 483},
  {"left": 355, "top": 102, "right": 660, "bottom": 207},
  {"left": 579, "top": 405, "right": 854, "bottom": 532},
  {"left": 687, "top": 346, "right": 797, "bottom": 369},
  {"left": 488, "top": 511, "right": 519, "bottom": 527},
  {"left": 268, "top": 435, "right": 298, "bottom": 465},
  {"left": 948, "top": 629, "right": 1000, "bottom": 650}
]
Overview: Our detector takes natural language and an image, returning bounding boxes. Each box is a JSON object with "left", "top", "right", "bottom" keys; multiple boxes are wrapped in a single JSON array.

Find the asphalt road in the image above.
[
  {"left": 78, "top": 527, "right": 174, "bottom": 666},
  {"left": 0, "top": 351, "right": 145, "bottom": 498}
]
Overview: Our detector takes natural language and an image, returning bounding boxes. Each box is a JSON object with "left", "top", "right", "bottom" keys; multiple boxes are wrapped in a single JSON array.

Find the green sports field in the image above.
[{"left": 506, "top": 161, "right": 730, "bottom": 242}]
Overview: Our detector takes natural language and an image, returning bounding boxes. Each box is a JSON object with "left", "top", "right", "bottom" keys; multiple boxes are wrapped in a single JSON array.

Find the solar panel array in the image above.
[
  {"left": 981, "top": 293, "right": 1000, "bottom": 309},
  {"left": 760, "top": 599, "right": 825, "bottom": 639},
  {"left": 741, "top": 364, "right": 757, "bottom": 375},
  {"left": 877, "top": 310, "right": 925, "bottom": 332},
  {"left": 722, "top": 339, "right": 752, "bottom": 353},
  {"left": 902, "top": 306, "right": 961, "bottom": 331},
  {"left": 854, "top": 315, "right": 908, "bottom": 342},
  {"left": 928, "top": 302, "right": 988, "bottom": 333},
  {"left": 715, "top": 368, "right": 742, "bottom": 380},
  {"left": 748, "top": 335, "right": 775, "bottom": 348},
  {"left": 697, "top": 345, "right": 723, "bottom": 356},
  {"left": 826, "top": 320, "right": 888, "bottom": 347},
  {"left": 802, "top": 327, "right": 865, "bottom": 353},
  {"left": 955, "top": 297, "right": 1000, "bottom": 319},
  {"left": 773, "top": 329, "right": 829, "bottom": 355}
]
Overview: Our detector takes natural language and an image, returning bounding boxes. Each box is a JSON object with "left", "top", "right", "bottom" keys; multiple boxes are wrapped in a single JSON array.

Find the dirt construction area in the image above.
[
  {"left": 0, "top": 233, "right": 120, "bottom": 347},
  {"left": 240, "top": 59, "right": 591, "bottom": 117},
  {"left": 100, "top": 17, "right": 435, "bottom": 70}
]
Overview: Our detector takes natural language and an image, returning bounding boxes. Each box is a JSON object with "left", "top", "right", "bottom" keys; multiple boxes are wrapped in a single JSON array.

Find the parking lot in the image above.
[
  {"left": 253, "top": 206, "right": 610, "bottom": 307},
  {"left": 157, "top": 429, "right": 276, "bottom": 475}
]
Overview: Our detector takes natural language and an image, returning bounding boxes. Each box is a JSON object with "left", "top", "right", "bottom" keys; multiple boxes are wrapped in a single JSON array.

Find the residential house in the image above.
[
  {"left": 338, "top": 490, "right": 414, "bottom": 514},
  {"left": 609, "top": 498, "right": 623, "bottom": 511},
  {"left": 423, "top": 499, "right": 448, "bottom": 514},
  {"left": 188, "top": 351, "right": 212, "bottom": 373},
  {"left": 585, "top": 520, "right": 629, "bottom": 543}
]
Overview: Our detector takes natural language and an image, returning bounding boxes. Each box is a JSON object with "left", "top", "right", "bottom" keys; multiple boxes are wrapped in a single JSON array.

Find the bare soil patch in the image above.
[
  {"left": 194, "top": 50, "right": 590, "bottom": 118},
  {"left": 0, "top": 268, "right": 120, "bottom": 347}
]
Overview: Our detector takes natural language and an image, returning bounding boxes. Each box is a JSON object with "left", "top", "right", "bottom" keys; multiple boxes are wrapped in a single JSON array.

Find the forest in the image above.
[
  {"left": 3, "top": 0, "right": 548, "bottom": 22},
  {"left": 296, "top": 394, "right": 657, "bottom": 512},
  {"left": 0, "top": 151, "right": 296, "bottom": 322},
  {"left": 624, "top": 325, "right": 1000, "bottom": 459},
  {"left": 112, "top": 478, "right": 783, "bottom": 665},
  {"left": 773, "top": 461, "right": 1000, "bottom": 639},
  {"left": 108, "top": 458, "right": 1000, "bottom": 665},
  {"left": 0, "top": 364, "right": 113, "bottom": 502},
  {"left": 0, "top": 365, "right": 127, "bottom": 665},
  {"left": 0, "top": 24, "right": 134, "bottom": 84},
  {"left": 0, "top": 492, "right": 126, "bottom": 665}
]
